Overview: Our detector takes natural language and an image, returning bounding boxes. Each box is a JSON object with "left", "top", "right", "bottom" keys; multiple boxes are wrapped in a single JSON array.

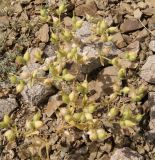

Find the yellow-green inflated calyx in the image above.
[
  {"left": 4, "top": 130, "right": 15, "bottom": 142},
  {"left": 23, "top": 51, "right": 30, "bottom": 62},
  {"left": 108, "top": 108, "right": 119, "bottom": 118}
]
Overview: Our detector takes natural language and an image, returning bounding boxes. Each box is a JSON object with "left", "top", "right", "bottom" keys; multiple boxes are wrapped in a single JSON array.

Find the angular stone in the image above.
[
  {"left": 75, "top": 21, "right": 92, "bottom": 43},
  {"left": 120, "top": 19, "right": 146, "bottom": 33},
  {"left": 37, "top": 24, "right": 49, "bottom": 43},
  {"left": 0, "top": 16, "right": 9, "bottom": 28},
  {"left": 44, "top": 45, "right": 56, "bottom": 58},
  {"left": 149, "top": 40, "right": 155, "bottom": 52},
  {"left": 148, "top": 15, "right": 155, "bottom": 30},
  {"left": 20, "top": 0, "right": 31, "bottom": 4},
  {"left": 75, "top": 1, "right": 97, "bottom": 17},
  {"left": 140, "top": 55, "right": 155, "bottom": 84},
  {"left": 21, "top": 84, "right": 57, "bottom": 106},
  {"left": 110, "top": 147, "right": 144, "bottom": 160},
  {"left": 112, "top": 32, "right": 127, "bottom": 48},
  {"left": 0, "top": 98, "right": 18, "bottom": 119}
]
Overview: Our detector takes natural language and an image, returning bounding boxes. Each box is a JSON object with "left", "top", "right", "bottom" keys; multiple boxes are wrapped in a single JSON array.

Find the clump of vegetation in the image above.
[{"left": 1, "top": 1, "right": 147, "bottom": 159}]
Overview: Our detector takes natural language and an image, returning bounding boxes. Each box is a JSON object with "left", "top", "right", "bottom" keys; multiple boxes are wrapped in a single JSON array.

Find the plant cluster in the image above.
[{"left": 1, "top": 2, "right": 147, "bottom": 158}]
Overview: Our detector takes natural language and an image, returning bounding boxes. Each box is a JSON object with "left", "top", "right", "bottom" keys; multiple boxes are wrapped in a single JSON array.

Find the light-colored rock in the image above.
[
  {"left": 13, "top": 3, "right": 23, "bottom": 14},
  {"left": 21, "top": 84, "right": 57, "bottom": 106},
  {"left": 76, "top": 21, "right": 92, "bottom": 43},
  {"left": 140, "top": 55, "right": 155, "bottom": 84},
  {"left": 44, "top": 45, "right": 56, "bottom": 58},
  {"left": 112, "top": 32, "right": 127, "bottom": 48},
  {"left": 20, "top": 0, "right": 31, "bottom": 4},
  {"left": 94, "top": 0, "right": 108, "bottom": 10},
  {"left": 134, "top": 9, "right": 142, "bottom": 19},
  {"left": 75, "top": 1, "right": 97, "bottom": 17},
  {"left": 80, "top": 42, "right": 122, "bottom": 73},
  {"left": 37, "top": 24, "right": 49, "bottom": 43},
  {"left": 0, "top": 16, "right": 9, "bottom": 28},
  {"left": 110, "top": 147, "right": 144, "bottom": 160},
  {"left": 120, "top": 19, "right": 146, "bottom": 33},
  {"left": 135, "top": 29, "right": 148, "bottom": 42},
  {"left": 148, "top": 15, "right": 155, "bottom": 30},
  {"left": 0, "top": 98, "right": 18, "bottom": 119},
  {"left": 126, "top": 41, "right": 140, "bottom": 53},
  {"left": 149, "top": 40, "right": 155, "bottom": 52}
]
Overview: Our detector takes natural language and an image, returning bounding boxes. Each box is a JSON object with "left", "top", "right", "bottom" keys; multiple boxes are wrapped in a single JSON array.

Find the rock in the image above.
[
  {"left": 36, "top": 24, "right": 49, "bottom": 43},
  {"left": 137, "top": 2, "right": 147, "bottom": 9},
  {"left": 44, "top": 45, "right": 56, "bottom": 58},
  {"left": 134, "top": 9, "right": 142, "bottom": 19},
  {"left": 126, "top": 41, "right": 140, "bottom": 53},
  {"left": 120, "top": 19, "right": 146, "bottom": 33},
  {"left": 0, "top": 16, "right": 9, "bottom": 28},
  {"left": 75, "top": 1, "right": 97, "bottom": 17},
  {"left": 112, "top": 32, "right": 127, "bottom": 48},
  {"left": 149, "top": 92, "right": 155, "bottom": 131},
  {"left": 140, "top": 55, "right": 155, "bottom": 84},
  {"left": 21, "top": 84, "right": 57, "bottom": 106},
  {"left": 149, "top": 40, "right": 155, "bottom": 52},
  {"left": 0, "top": 97, "right": 18, "bottom": 119},
  {"left": 45, "top": 93, "right": 63, "bottom": 117},
  {"left": 63, "top": 16, "right": 72, "bottom": 28},
  {"left": 145, "top": 0, "right": 155, "bottom": 9},
  {"left": 20, "top": 0, "right": 31, "bottom": 4},
  {"left": 142, "top": 8, "right": 155, "bottom": 16},
  {"left": 135, "top": 29, "right": 148, "bottom": 42},
  {"left": 97, "top": 66, "right": 118, "bottom": 95},
  {"left": 110, "top": 147, "right": 144, "bottom": 160},
  {"left": 148, "top": 15, "right": 155, "bottom": 30},
  {"left": 34, "top": 0, "right": 44, "bottom": 4},
  {"left": 13, "top": 3, "right": 23, "bottom": 14},
  {"left": 80, "top": 42, "right": 121, "bottom": 74},
  {"left": 94, "top": 0, "right": 108, "bottom": 10},
  {"left": 76, "top": 21, "right": 92, "bottom": 43}
]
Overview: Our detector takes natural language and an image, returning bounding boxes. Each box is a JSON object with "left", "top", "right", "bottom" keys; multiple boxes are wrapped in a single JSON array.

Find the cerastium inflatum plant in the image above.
[{"left": 5, "top": 1, "right": 147, "bottom": 151}]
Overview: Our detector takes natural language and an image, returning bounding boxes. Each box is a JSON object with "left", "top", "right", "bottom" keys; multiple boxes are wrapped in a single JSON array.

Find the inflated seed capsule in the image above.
[
  {"left": 111, "top": 57, "right": 119, "bottom": 66},
  {"left": 75, "top": 20, "right": 83, "bottom": 29},
  {"left": 100, "top": 20, "right": 107, "bottom": 31},
  {"left": 121, "top": 87, "right": 130, "bottom": 95},
  {"left": 80, "top": 113, "right": 86, "bottom": 123},
  {"left": 108, "top": 108, "right": 119, "bottom": 118},
  {"left": 15, "top": 56, "right": 24, "bottom": 65},
  {"left": 3, "top": 115, "right": 11, "bottom": 126},
  {"left": 122, "top": 108, "right": 132, "bottom": 119},
  {"left": 85, "top": 113, "right": 93, "bottom": 120},
  {"left": 64, "top": 114, "right": 72, "bottom": 122},
  {"left": 63, "top": 73, "right": 75, "bottom": 81},
  {"left": 118, "top": 68, "right": 126, "bottom": 79},
  {"left": 124, "top": 120, "right": 136, "bottom": 127},
  {"left": 4, "top": 130, "right": 15, "bottom": 141},
  {"left": 135, "top": 114, "right": 143, "bottom": 122},
  {"left": 69, "top": 91, "right": 76, "bottom": 102},
  {"left": 33, "top": 112, "right": 41, "bottom": 121},
  {"left": 107, "top": 27, "right": 117, "bottom": 33},
  {"left": 97, "top": 129, "right": 107, "bottom": 140},
  {"left": 58, "top": 2, "right": 66, "bottom": 14},
  {"left": 34, "top": 51, "right": 42, "bottom": 61},
  {"left": 88, "top": 104, "right": 96, "bottom": 113},
  {"left": 73, "top": 113, "right": 81, "bottom": 121},
  {"left": 23, "top": 51, "right": 30, "bottom": 62},
  {"left": 138, "top": 85, "right": 147, "bottom": 95},
  {"left": 16, "top": 82, "right": 25, "bottom": 93},
  {"left": 34, "top": 120, "right": 43, "bottom": 129},
  {"left": 88, "top": 129, "right": 98, "bottom": 141},
  {"left": 63, "top": 29, "right": 72, "bottom": 41},
  {"left": 126, "top": 51, "right": 137, "bottom": 62},
  {"left": 9, "top": 75, "right": 17, "bottom": 84}
]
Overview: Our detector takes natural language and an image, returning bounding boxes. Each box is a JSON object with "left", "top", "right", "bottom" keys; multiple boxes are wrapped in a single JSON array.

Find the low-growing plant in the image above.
[{"left": 2, "top": 2, "right": 147, "bottom": 158}]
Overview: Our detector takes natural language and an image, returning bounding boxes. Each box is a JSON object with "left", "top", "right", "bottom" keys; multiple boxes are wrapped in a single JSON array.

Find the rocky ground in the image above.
[{"left": 1, "top": 0, "right": 155, "bottom": 159}]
